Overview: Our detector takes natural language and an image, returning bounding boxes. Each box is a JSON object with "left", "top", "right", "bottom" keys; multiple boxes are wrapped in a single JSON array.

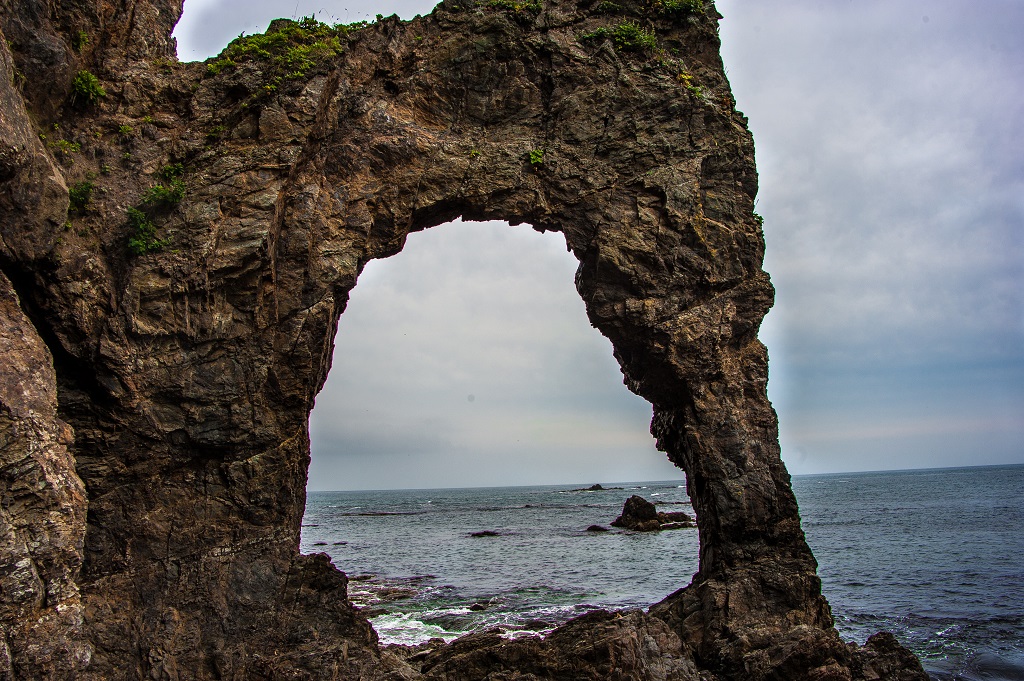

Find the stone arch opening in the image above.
[
  {"left": 302, "top": 217, "right": 697, "bottom": 642},
  {"left": 307, "top": 217, "right": 679, "bottom": 491}
]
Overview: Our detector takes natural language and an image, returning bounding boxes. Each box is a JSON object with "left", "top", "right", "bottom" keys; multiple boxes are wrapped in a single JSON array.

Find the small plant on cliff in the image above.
[
  {"left": 205, "top": 124, "right": 227, "bottom": 144},
  {"left": 72, "top": 30, "right": 89, "bottom": 52},
  {"left": 581, "top": 21, "right": 657, "bottom": 53},
  {"left": 142, "top": 179, "right": 186, "bottom": 208},
  {"left": 649, "top": 0, "right": 703, "bottom": 18},
  {"left": 117, "top": 124, "right": 135, "bottom": 139},
  {"left": 49, "top": 139, "right": 81, "bottom": 156},
  {"left": 594, "top": 1, "right": 625, "bottom": 14},
  {"left": 610, "top": 20, "right": 657, "bottom": 51},
  {"left": 159, "top": 163, "right": 185, "bottom": 180},
  {"left": 70, "top": 70, "right": 106, "bottom": 108},
  {"left": 529, "top": 148, "right": 545, "bottom": 166},
  {"left": 126, "top": 208, "right": 166, "bottom": 255},
  {"left": 677, "top": 71, "right": 704, "bottom": 98},
  {"left": 488, "top": 0, "right": 542, "bottom": 16},
  {"left": 68, "top": 180, "right": 95, "bottom": 214}
]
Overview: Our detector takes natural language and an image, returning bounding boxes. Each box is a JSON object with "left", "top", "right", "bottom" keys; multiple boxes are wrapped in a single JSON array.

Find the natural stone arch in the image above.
[{"left": 0, "top": 0, "right": 927, "bottom": 678}]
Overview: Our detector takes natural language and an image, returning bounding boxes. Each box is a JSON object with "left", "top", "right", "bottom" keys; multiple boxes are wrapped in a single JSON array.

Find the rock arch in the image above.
[{"left": 0, "top": 0, "right": 926, "bottom": 678}]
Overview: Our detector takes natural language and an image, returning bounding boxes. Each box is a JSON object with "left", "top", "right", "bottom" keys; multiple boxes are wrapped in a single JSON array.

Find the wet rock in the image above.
[
  {"left": 611, "top": 495, "right": 663, "bottom": 531},
  {"left": 611, "top": 496, "right": 695, "bottom": 531},
  {"left": 520, "top": 619, "right": 554, "bottom": 631},
  {"left": 469, "top": 530, "right": 500, "bottom": 538},
  {"left": 585, "top": 525, "right": 610, "bottom": 532}
]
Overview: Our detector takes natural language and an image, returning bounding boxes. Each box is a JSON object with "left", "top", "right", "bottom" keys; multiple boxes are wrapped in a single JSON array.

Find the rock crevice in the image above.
[{"left": 0, "top": 1, "right": 927, "bottom": 678}]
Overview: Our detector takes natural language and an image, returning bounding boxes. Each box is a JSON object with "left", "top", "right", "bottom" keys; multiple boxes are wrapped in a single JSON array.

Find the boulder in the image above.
[
  {"left": 611, "top": 496, "right": 695, "bottom": 531},
  {"left": 611, "top": 495, "right": 662, "bottom": 531}
]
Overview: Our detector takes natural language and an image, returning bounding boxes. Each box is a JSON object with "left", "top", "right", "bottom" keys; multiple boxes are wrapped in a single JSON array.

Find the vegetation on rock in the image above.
[
  {"left": 581, "top": 20, "right": 658, "bottom": 52},
  {"left": 69, "top": 70, "right": 106, "bottom": 108},
  {"left": 204, "top": 16, "right": 355, "bottom": 91},
  {"left": 126, "top": 207, "right": 165, "bottom": 255},
  {"left": 67, "top": 180, "right": 94, "bottom": 214}
]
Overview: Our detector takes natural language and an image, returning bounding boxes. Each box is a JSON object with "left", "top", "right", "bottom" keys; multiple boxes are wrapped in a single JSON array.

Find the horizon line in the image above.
[{"left": 306, "top": 461, "right": 1023, "bottom": 494}]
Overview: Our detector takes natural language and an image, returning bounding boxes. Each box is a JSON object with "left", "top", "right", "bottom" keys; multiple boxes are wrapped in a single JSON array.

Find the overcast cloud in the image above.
[{"left": 174, "top": 0, "right": 1023, "bottom": 489}]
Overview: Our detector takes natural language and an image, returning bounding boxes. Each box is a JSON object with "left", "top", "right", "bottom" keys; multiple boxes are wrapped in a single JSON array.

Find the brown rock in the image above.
[
  {"left": 0, "top": 1, "right": 929, "bottom": 679},
  {"left": 611, "top": 495, "right": 663, "bottom": 531}
]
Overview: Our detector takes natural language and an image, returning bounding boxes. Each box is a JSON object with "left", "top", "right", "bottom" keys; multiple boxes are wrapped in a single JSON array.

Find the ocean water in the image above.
[{"left": 300, "top": 465, "right": 1024, "bottom": 680}]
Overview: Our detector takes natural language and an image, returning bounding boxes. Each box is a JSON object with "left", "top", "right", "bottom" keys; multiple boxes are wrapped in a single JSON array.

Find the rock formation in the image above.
[
  {"left": 611, "top": 494, "right": 694, "bottom": 530},
  {"left": 0, "top": 0, "right": 928, "bottom": 678}
]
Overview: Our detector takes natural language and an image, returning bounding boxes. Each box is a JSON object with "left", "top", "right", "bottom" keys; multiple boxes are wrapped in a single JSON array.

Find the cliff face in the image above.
[{"left": 0, "top": 1, "right": 927, "bottom": 679}]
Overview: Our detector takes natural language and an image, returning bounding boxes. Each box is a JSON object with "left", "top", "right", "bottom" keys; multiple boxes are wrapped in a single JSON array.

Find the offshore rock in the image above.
[
  {"left": 0, "top": 0, "right": 928, "bottom": 679},
  {"left": 611, "top": 495, "right": 695, "bottom": 530},
  {"left": 612, "top": 494, "right": 663, "bottom": 531}
]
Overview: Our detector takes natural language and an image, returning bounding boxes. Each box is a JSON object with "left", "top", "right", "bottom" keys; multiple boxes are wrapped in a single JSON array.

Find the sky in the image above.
[{"left": 173, "top": 0, "right": 1024, "bottom": 490}]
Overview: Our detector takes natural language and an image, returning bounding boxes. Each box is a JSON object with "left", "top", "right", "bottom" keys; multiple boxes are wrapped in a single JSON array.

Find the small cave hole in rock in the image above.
[{"left": 303, "top": 219, "right": 699, "bottom": 644}]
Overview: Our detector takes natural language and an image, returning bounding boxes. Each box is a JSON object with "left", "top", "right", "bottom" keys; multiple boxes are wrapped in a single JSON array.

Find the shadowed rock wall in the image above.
[{"left": 0, "top": 0, "right": 927, "bottom": 678}]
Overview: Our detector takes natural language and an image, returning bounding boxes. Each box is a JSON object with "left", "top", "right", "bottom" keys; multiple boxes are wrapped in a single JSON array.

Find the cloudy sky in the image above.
[{"left": 173, "top": 0, "right": 1023, "bottom": 490}]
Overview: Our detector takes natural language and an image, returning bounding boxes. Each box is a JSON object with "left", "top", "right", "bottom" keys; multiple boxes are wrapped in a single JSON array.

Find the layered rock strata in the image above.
[{"left": 0, "top": 0, "right": 927, "bottom": 678}]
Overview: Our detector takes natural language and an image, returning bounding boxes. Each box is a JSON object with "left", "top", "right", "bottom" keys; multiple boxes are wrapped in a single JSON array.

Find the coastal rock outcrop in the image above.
[
  {"left": 611, "top": 494, "right": 694, "bottom": 530},
  {"left": 0, "top": 0, "right": 928, "bottom": 679}
]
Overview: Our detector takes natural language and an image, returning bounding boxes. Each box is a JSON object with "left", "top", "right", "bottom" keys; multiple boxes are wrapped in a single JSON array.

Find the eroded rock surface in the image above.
[{"left": 0, "top": 0, "right": 927, "bottom": 678}]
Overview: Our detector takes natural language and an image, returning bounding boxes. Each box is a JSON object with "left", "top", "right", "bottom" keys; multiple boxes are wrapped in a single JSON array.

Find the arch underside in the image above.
[{"left": 0, "top": 0, "right": 927, "bottom": 678}]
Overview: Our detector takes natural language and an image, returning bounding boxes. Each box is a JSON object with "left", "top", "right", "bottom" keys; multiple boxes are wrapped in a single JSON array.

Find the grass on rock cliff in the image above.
[
  {"left": 69, "top": 70, "right": 106, "bottom": 108},
  {"left": 126, "top": 208, "right": 165, "bottom": 256},
  {"left": 205, "top": 16, "right": 359, "bottom": 92},
  {"left": 581, "top": 20, "right": 658, "bottom": 52},
  {"left": 68, "top": 180, "right": 94, "bottom": 214}
]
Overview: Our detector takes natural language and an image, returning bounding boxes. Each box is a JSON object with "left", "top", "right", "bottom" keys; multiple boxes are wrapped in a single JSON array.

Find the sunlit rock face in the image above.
[{"left": 0, "top": 0, "right": 927, "bottom": 678}]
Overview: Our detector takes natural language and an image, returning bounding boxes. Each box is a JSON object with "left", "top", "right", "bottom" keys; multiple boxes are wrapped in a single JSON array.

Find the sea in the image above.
[{"left": 300, "top": 464, "right": 1024, "bottom": 681}]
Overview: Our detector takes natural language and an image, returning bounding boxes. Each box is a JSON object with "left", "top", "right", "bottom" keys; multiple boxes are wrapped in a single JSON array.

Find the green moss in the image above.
[{"left": 70, "top": 70, "right": 106, "bottom": 108}]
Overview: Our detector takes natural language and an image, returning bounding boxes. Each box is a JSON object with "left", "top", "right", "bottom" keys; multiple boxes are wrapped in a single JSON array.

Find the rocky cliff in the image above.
[{"left": 0, "top": 0, "right": 927, "bottom": 678}]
